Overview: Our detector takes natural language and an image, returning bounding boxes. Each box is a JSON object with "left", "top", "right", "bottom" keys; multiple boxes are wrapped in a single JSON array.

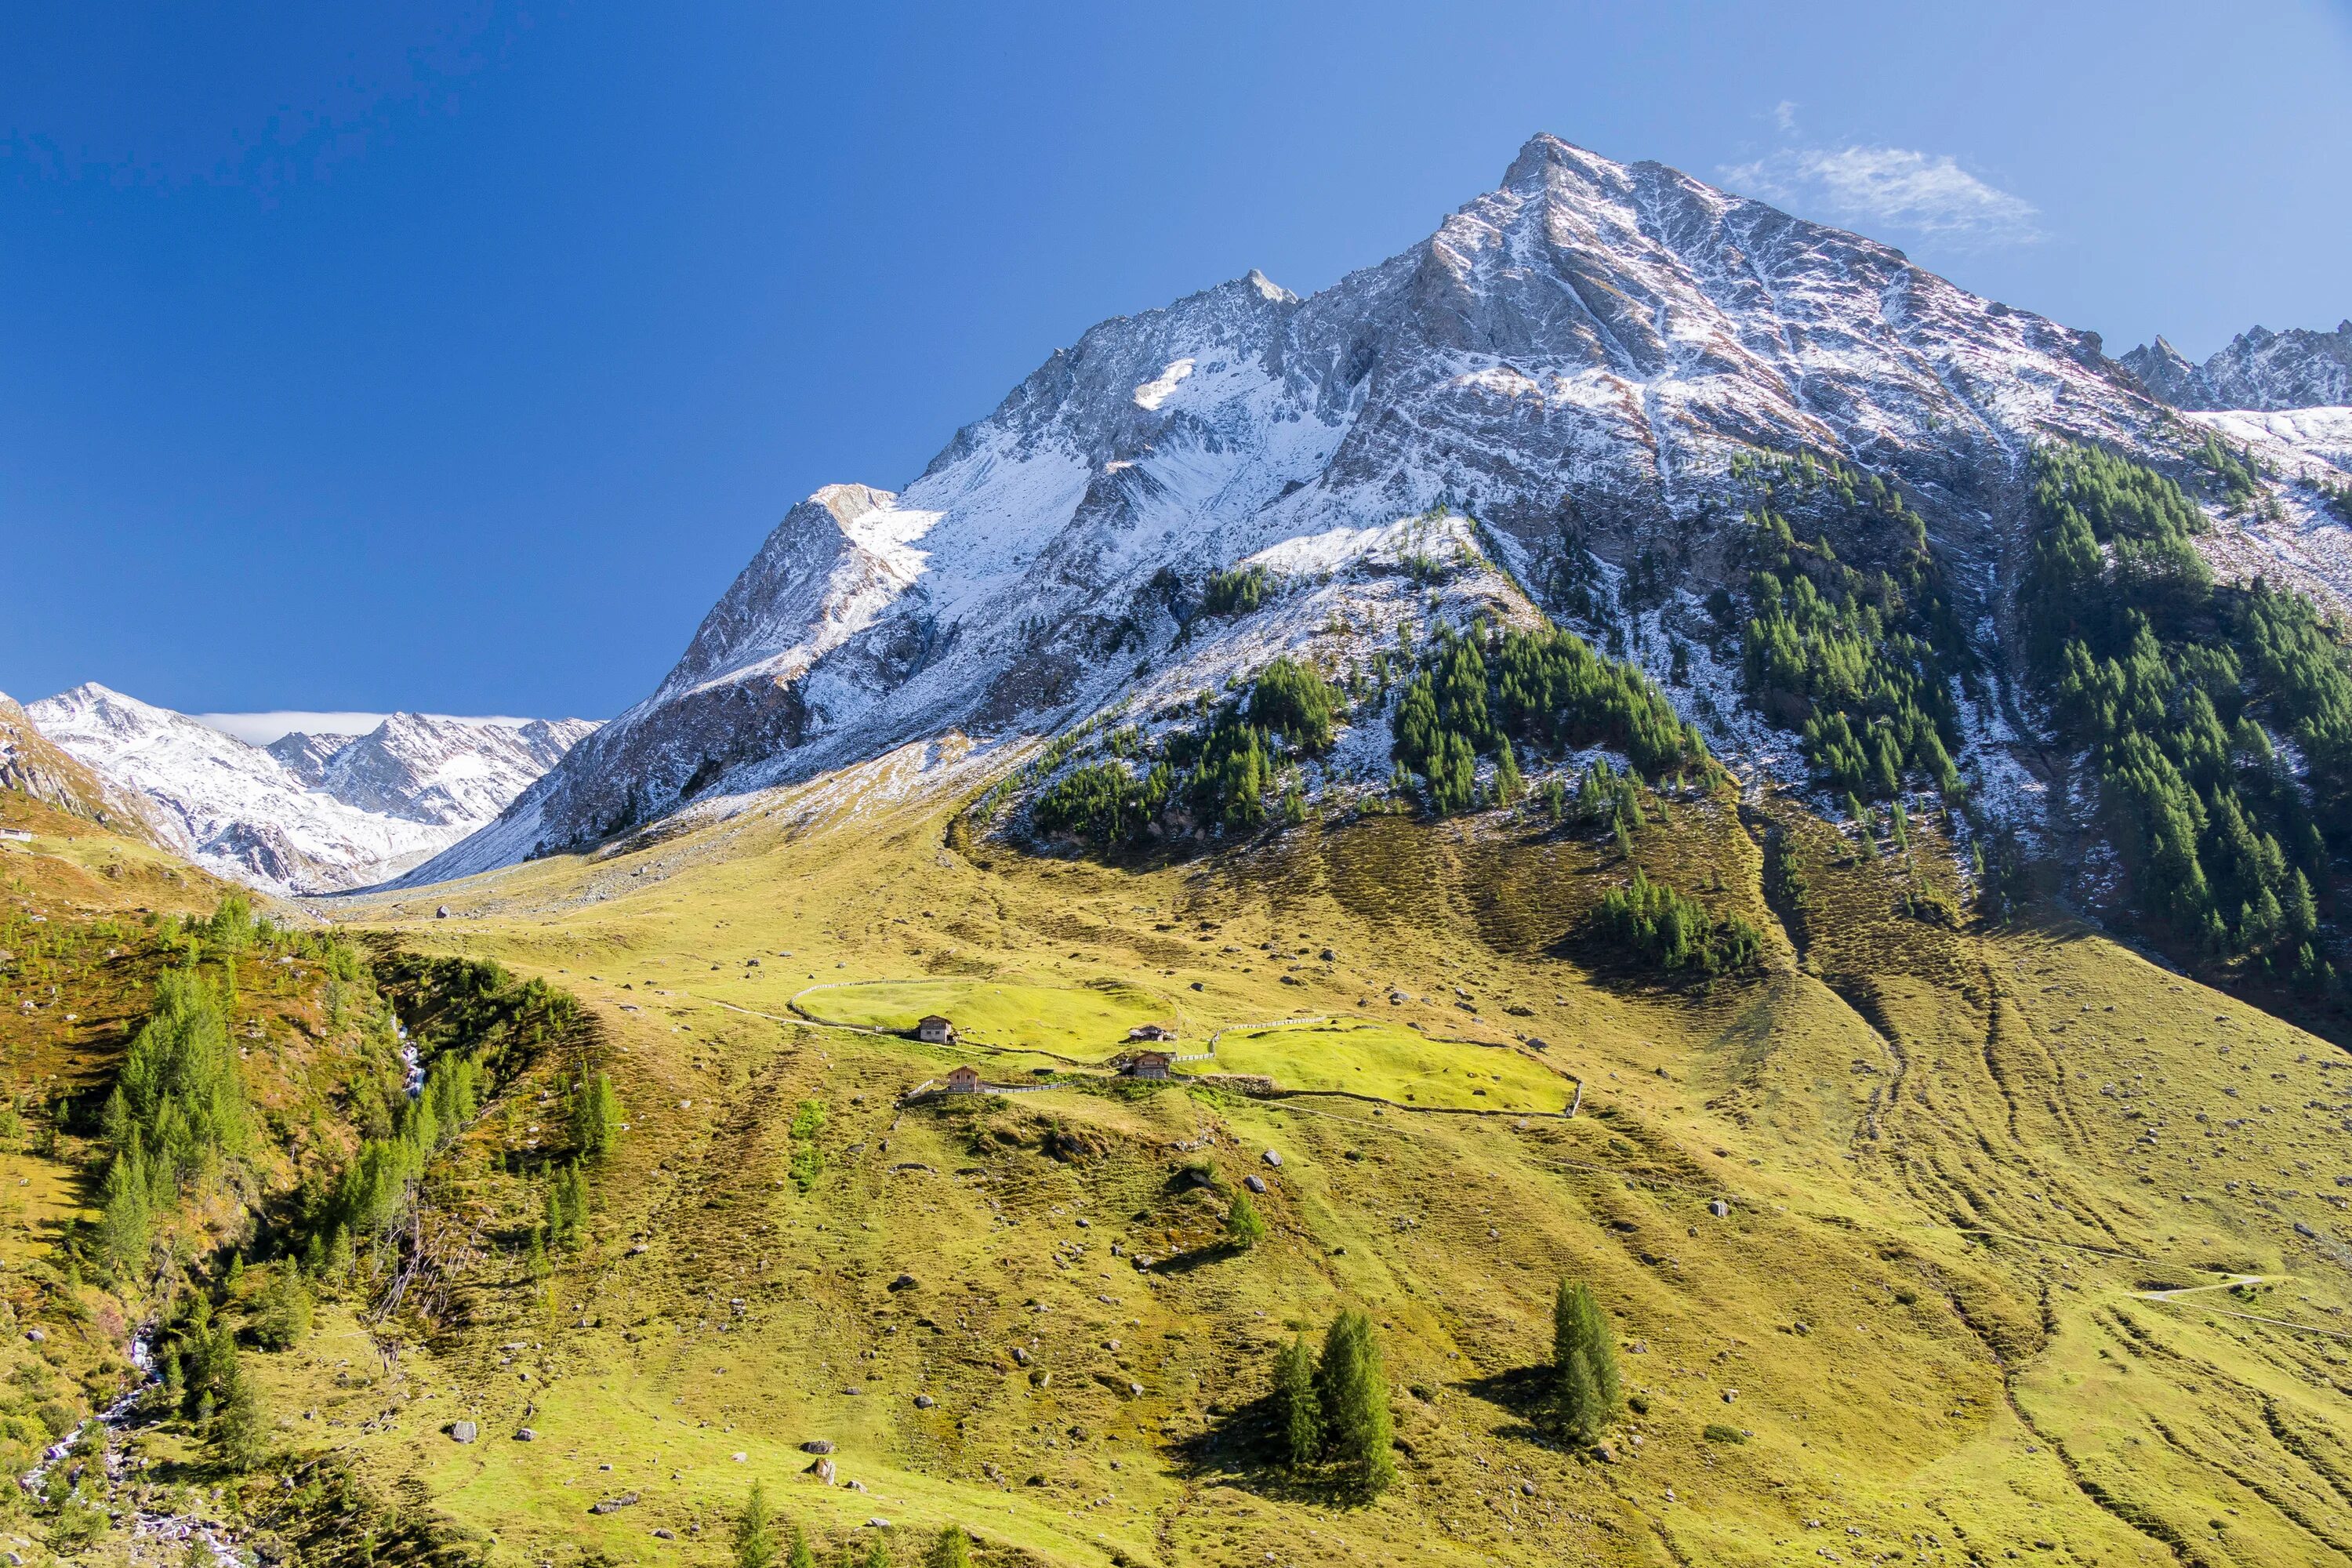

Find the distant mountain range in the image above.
[
  {"left": 2123, "top": 320, "right": 2352, "bottom": 412},
  {"left": 20, "top": 684, "right": 594, "bottom": 894}
]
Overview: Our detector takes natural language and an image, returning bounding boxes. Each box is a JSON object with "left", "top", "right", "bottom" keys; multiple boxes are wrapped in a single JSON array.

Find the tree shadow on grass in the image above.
[
  {"left": 1165, "top": 1388, "right": 1385, "bottom": 1508},
  {"left": 1459, "top": 1363, "right": 1559, "bottom": 1446},
  {"left": 1144, "top": 1241, "right": 1241, "bottom": 1276}
]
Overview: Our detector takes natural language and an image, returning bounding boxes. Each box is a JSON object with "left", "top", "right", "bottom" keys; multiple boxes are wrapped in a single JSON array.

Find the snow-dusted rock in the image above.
[
  {"left": 2124, "top": 321, "right": 2352, "bottom": 412},
  {"left": 408, "top": 134, "right": 2350, "bottom": 883},
  {"left": 27, "top": 684, "right": 594, "bottom": 895}
]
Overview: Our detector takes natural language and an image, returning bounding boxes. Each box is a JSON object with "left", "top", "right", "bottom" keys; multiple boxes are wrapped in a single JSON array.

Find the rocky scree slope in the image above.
[
  {"left": 29, "top": 684, "right": 594, "bottom": 895},
  {"left": 414, "top": 132, "right": 2350, "bottom": 884}
]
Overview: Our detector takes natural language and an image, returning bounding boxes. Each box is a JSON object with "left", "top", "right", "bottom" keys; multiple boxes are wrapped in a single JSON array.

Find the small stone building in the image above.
[
  {"left": 1127, "top": 1050, "right": 1173, "bottom": 1080},
  {"left": 1127, "top": 1023, "right": 1177, "bottom": 1042},
  {"left": 917, "top": 1014, "right": 956, "bottom": 1045},
  {"left": 944, "top": 1065, "right": 983, "bottom": 1094}
]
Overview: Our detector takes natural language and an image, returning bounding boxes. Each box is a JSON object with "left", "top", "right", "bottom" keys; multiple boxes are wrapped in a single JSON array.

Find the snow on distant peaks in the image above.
[{"left": 27, "top": 682, "right": 597, "bottom": 895}]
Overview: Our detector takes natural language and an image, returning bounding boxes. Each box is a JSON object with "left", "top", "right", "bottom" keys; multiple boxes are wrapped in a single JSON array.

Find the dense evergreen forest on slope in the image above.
[{"left": 2024, "top": 443, "right": 2352, "bottom": 1013}]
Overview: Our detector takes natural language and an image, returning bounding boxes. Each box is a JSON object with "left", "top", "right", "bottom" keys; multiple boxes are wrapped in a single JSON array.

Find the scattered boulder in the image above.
[
  {"left": 732, "top": 1451, "right": 748, "bottom": 1462},
  {"left": 887, "top": 1273, "right": 918, "bottom": 1291},
  {"left": 809, "top": 1457, "right": 837, "bottom": 1485},
  {"left": 1261, "top": 1150, "right": 1283, "bottom": 1168},
  {"left": 2297, "top": 1221, "right": 2319, "bottom": 1239},
  {"left": 1519, "top": 1479, "right": 1537, "bottom": 1496},
  {"left": 1709, "top": 1198, "right": 1730, "bottom": 1219},
  {"left": 1127, "top": 1382, "right": 1145, "bottom": 1398},
  {"left": 1319, "top": 948, "right": 1338, "bottom": 962},
  {"left": 450, "top": 1421, "right": 478, "bottom": 1443},
  {"left": 801, "top": 1439, "right": 836, "bottom": 1454},
  {"left": 514, "top": 1428, "right": 537, "bottom": 1443},
  {"left": 589, "top": 1493, "right": 640, "bottom": 1514},
  {"left": 1011, "top": 1347, "right": 1032, "bottom": 1365},
  {"left": 1243, "top": 1174, "right": 1267, "bottom": 1195},
  {"left": 1722, "top": 1388, "right": 1738, "bottom": 1403},
  {"left": 913, "top": 1394, "right": 935, "bottom": 1409},
  {"left": 435, "top": 906, "right": 450, "bottom": 919},
  {"left": 24, "top": 1330, "right": 42, "bottom": 1344},
  {"left": 652, "top": 1529, "right": 676, "bottom": 1540}
]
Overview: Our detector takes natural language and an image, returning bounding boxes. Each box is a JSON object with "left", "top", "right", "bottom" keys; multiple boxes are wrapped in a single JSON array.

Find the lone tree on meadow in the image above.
[
  {"left": 1274, "top": 1333, "right": 1322, "bottom": 1468},
  {"left": 1225, "top": 1189, "right": 1267, "bottom": 1250},
  {"left": 1553, "top": 1277, "right": 1622, "bottom": 1443},
  {"left": 1269, "top": 1313, "right": 1397, "bottom": 1493},
  {"left": 733, "top": 1480, "right": 779, "bottom": 1568},
  {"left": 1315, "top": 1309, "right": 1396, "bottom": 1495}
]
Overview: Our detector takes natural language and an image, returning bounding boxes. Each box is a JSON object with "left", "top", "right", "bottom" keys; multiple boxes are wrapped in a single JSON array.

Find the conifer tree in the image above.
[
  {"left": 574, "top": 1070, "right": 623, "bottom": 1160},
  {"left": 1274, "top": 1334, "right": 1321, "bottom": 1468},
  {"left": 212, "top": 1343, "right": 270, "bottom": 1470},
  {"left": 926, "top": 1526, "right": 972, "bottom": 1568},
  {"left": 786, "top": 1523, "right": 816, "bottom": 1568},
  {"left": 733, "top": 1481, "right": 779, "bottom": 1568},
  {"left": 1494, "top": 736, "right": 1523, "bottom": 805},
  {"left": 1225, "top": 1190, "right": 1266, "bottom": 1251},
  {"left": 1552, "top": 1278, "right": 1622, "bottom": 1442},
  {"left": 1316, "top": 1310, "right": 1396, "bottom": 1494}
]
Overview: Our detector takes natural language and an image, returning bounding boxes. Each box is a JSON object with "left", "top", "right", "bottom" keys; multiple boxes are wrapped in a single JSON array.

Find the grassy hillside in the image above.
[{"left": 192, "top": 744, "right": 2343, "bottom": 1568}]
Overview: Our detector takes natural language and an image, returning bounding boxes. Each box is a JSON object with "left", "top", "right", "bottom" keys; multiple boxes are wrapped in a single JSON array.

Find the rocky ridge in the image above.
[
  {"left": 27, "top": 684, "right": 595, "bottom": 895},
  {"left": 411, "top": 133, "right": 2352, "bottom": 885},
  {"left": 2123, "top": 321, "right": 2352, "bottom": 412}
]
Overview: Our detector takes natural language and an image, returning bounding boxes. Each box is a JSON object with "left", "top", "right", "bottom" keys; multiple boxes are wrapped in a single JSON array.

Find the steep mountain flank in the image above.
[
  {"left": 418, "top": 134, "right": 2350, "bottom": 887},
  {"left": 0, "top": 691, "right": 155, "bottom": 836}
]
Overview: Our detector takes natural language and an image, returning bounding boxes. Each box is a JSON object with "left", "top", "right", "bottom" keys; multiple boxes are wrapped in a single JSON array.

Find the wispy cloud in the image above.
[{"left": 1722, "top": 144, "right": 2040, "bottom": 246}]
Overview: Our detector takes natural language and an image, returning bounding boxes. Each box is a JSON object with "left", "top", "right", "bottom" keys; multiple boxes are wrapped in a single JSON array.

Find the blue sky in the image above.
[{"left": 5, "top": 1, "right": 2349, "bottom": 723}]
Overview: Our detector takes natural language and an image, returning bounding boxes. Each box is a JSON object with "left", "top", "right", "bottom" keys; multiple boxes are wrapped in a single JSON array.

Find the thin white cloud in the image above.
[
  {"left": 1773, "top": 100, "right": 1799, "bottom": 134},
  {"left": 1722, "top": 144, "right": 2040, "bottom": 245}
]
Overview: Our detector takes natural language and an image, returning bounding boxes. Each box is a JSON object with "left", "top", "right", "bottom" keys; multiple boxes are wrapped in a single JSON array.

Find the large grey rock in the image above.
[{"left": 450, "top": 1421, "right": 477, "bottom": 1443}]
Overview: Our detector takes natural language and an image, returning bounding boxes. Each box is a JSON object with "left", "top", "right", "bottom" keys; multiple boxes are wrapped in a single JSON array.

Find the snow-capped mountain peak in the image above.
[
  {"left": 2123, "top": 320, "right": 2352, "bottom": 412},
  {"left": 406, "top": 132, "right": 2347, "bottom": 886},
  {"left": 27, "top": 682, "right": 597, "bottom": 893}
]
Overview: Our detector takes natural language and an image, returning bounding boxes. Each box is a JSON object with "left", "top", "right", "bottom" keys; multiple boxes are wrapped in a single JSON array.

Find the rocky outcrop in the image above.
[{"left": 2124, "top": 321, "right": 2352, "bottom": 412}]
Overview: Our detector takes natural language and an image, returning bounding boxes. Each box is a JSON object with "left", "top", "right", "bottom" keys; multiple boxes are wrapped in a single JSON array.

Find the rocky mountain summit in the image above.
[
  {"left": 270, "top": 713, "right": 597, "bottom": 826},
  {"left": 0, "top": 691, "right": 154, "bottom": 835},
  {"left": 2123, "top": 321, "right": 2352, "bottom": 412},
  {"left": 410, "top": 132, "right": 2352, "bottom": 886},
  {"left": 28, "top": 684, "right": 595, "bottom": 894}
]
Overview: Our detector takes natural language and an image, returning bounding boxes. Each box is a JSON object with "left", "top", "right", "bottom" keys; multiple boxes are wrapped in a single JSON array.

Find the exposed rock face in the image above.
[
  {"left": 289, "top": 712, "right": 599, "bottom": 826},
  {"left": 412, "top": 134, "right": 2351, "bottom": 884},
  {"left": 0, "top": 691, "right": 155, "bottom": 836},
  {"left": 2123, "top": 321, "right": 2352, "bottom": 412},
  {"left": 27, "top": 684, "right": 597, "bottom": 894}
]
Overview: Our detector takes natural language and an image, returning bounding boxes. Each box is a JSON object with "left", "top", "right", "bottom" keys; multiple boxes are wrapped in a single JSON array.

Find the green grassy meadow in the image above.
[
  {"left": 1202, "top": 1018, "right": 1575, "bottom": 1114},
  {"left": 10, "top": 753, "right": 2352, "bottom": 1567}
]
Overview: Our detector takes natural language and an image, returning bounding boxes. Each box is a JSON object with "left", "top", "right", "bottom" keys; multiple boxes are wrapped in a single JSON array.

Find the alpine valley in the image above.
[{"left": 7, "top": 134, "right": 2352, "bottom": 1568}]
